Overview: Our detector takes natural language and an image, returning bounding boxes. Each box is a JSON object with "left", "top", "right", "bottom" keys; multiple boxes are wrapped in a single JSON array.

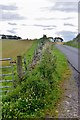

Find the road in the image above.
[
  {"left": 55, "top": 44, "right": 79, "bottom": 118},
  {"left": 55, "top": 44, "right": 80, "bottom": 73}
]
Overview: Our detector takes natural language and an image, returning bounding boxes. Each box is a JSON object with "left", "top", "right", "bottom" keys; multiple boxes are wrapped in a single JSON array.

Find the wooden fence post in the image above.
[{"left": 17, "top": 56, "right": 23, "bottom": 83}]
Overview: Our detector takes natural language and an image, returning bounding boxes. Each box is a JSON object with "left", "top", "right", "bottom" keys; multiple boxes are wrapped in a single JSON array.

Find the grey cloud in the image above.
[
  {"left": 36, "top": 17, "right": 74, "bottom": 21},
  {"left": 64, "top": 23, "right": 75, "bottom": 26},
  {"left": 8, "top": 22, "right": 17, "bottom": 25},
  {"left": 63, "top": 17, "right": 75, "bottom": 20},
  {"left": 33, "top": 24, "right": 56, "bottom": 28},
  {"left": 0, "top": 12, "right": 25, "bottom": 21},
  {"left": 56, "top": 30, "right": 77, "bottom": 41},
  {"left": 43, "top": 28, "right": 55, "bottom": 30},
  {"left": 36, "top": 17, "right": 56, "bottom": 21},
  {"left": 21, "top": 24, "right": 27, "bottom": 26},
  {"left": 0, "top": 4, "right": 25, "bottom": 21},
  {"left": 0, "top": 4, "right": 18, "bottom": 11},
  {"left": 33, "top": 24, "right": 49, "bottom": 27},
  {"left": 8, "top": 23, "right": 27, "bottom": 26},
  {"left": 7, "top": 28, "right": 17, "bottom": 34},
  {"left": 41, "top": 2, "right": 78, "bottom": 13},
  {"left": 33, "top": 24, "right": 56, "bottom": 31}
]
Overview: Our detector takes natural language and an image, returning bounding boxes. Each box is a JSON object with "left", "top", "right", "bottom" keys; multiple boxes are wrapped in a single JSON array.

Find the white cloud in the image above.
[{"left": 0, "top": 0, "right": 78, "bottom": 41}]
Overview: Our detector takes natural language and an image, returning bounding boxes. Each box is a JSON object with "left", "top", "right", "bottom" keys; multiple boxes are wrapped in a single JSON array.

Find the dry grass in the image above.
[
  {"left": 0, "top": 39, "right": 34, "bottom": 65},
  {"left": 1, "top": 40, "right": 34, "bottom": 59},
  {"left": 56, "top": 42, "right": 64, "bottom": 44}
]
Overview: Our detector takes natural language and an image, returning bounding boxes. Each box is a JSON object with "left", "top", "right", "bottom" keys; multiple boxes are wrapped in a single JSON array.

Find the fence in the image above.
[
  {"left": 0, "top": 40, "right": 46, "bottom": 95},
  {"left": 16, "top": 42, "right": 44, "bottom": 81},
  {"left": 0, "top": 58, "right": 14, "bottom": 95}
]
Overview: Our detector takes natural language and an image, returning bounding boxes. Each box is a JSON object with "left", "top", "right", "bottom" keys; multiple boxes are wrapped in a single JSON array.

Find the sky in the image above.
[{"left": 0, "top": 0, "right": 79, "bottom": 41}]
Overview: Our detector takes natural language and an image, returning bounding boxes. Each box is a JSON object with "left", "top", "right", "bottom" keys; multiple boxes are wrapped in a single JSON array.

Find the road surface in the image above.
[{"left": 55, "top": 44, "right": 80, "bottom": 73}]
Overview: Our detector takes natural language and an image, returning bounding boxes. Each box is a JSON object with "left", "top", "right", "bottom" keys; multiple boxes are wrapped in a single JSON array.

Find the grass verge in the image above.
[{"left": 64, "top": 40, "right": 80, "bottom": 49}]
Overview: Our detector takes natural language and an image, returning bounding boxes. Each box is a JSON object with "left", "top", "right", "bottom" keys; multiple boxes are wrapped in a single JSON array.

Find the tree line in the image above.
[
  {"left": 1, "top": 34, "right": 22, "bottom": 40},
  {"left": 40, "top": 34, "right": 64, "bottom": 42}
]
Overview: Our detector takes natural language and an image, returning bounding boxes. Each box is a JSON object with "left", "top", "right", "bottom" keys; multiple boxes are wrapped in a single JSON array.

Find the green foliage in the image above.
[
  {"left": 2, "top": 78, "right": 50, "bottom": 118},
  {"left": 64, "top": 39, "right": 80, "bottom": 49},
  {"left": 2, "top": 44, "right": 70, "bottom": 118},
  {"left": 24, "top": 40, "right": 38, "bottom": 65},
  {"left": 54, "top": 37, "right": 63, "bottom": 42},
  {"left": 38, "top": 47, "right": 56, "bottom": 87}
]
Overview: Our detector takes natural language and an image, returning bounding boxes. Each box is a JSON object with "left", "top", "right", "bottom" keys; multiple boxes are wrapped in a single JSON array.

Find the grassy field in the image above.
[
  {"left": 1, "top": 40, "right": 35, "bottom": 59},
  {"left": 0, "top": 39, "right": 37, "bottom": 66}
]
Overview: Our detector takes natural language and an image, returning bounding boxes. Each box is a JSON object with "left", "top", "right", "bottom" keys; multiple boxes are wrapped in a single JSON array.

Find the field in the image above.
[
  {"left": 1, "top": 40, "right": 35, "bottom": 59},
  {"left": 0, "top": 39, "right": 38, "bottom": 96},
  {"left": 0, "top": 39, "right": 37, "bottom": 66}
]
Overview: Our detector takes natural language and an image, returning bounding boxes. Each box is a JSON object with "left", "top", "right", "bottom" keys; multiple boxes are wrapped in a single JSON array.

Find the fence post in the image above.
[{"left": 17, "top": 56, "right": 23, "bottom": 83}]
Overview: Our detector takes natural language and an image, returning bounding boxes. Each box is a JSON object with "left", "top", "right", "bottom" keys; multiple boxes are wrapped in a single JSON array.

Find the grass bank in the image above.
[
  {"left": 64, "top": 39, "right": 80, "bottom": 49},
  {"left": 2, "top": 43, "right": 71, "bottom": 118}
]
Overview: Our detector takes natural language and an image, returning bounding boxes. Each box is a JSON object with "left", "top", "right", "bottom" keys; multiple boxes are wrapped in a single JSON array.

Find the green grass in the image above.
[
  {"left": 23, "top": 40, "right": 38, "bottom": 65},
  {"left": 41, "top": 45, "right": 71, "bottom": 116},
  {"left": 52, "top": 45, "right": 69, "bottom": 76},
  {"left": 64, "top": 39, "right": 80, "bottom": 49},
  {"left": 63, "top": 33, "right": 80, "bottom": 49},
  {"left": 2, "top": 43, "right": 71, "bottom": 118}
]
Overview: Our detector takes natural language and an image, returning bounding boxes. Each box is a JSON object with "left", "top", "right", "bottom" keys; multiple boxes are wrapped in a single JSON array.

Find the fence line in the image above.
[
  {"left": 0, "top": 39, "right": 46, "bottom": 95},
  {"left": 0, "top": 58, "right": 14, "bottom": 95},
  {"left": 23, "top": 40, "right": 45, "bottom": 72}
]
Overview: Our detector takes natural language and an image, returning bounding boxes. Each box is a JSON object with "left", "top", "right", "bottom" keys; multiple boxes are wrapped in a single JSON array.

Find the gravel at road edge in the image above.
[{"left": 56, "top": 64, "right": 79, "bottom": 119}]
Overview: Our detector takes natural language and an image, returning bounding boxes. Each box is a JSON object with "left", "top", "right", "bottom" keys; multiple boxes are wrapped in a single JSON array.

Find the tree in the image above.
[
  {"left": 1, "top": 34, "right": 22, "bottom": 40},
  {"left": 43, "top": 34, "right": 47, "bottom": 39},
  {"left": 1, "top": 35, "right": 6, "bottom": 39},
  {"left": 54, "top": 37, "right": 63, "bottom": 42},
  {"left": 17, "top": 36, "right": 22, "bottom": 39}
]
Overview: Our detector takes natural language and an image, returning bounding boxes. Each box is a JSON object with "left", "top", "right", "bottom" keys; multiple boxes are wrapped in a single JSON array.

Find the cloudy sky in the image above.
[{"left": 0, "top": 0, "right": 79, "bottom": 41}]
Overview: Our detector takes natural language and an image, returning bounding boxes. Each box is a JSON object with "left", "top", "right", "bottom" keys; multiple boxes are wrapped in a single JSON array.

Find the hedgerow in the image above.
[{"left": 2, "top": 44, "right": 69, "bottom": 118}]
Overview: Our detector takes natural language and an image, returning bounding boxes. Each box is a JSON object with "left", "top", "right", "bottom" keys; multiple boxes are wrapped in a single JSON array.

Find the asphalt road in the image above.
[{"left": 55, "top": 44, "right": 80, "bottom": 73}]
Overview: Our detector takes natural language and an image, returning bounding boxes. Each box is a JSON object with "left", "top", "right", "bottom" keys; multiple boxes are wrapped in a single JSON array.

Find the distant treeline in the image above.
[{"left": 0, "top": 34, "right": 22, "bottom": 40}]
